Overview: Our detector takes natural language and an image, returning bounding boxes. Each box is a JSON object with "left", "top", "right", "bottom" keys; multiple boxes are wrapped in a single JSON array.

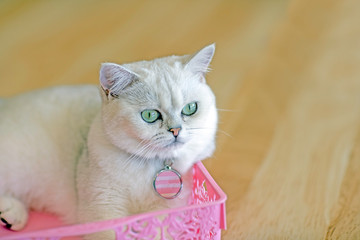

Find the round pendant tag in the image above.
[{"left": 153, "top": 166, "right": 182, "bottom": 199}]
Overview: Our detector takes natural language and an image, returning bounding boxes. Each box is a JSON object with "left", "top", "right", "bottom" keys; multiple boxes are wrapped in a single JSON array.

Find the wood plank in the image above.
[{"left": 1, "top": 0, "right": 360, "bottom": 238}]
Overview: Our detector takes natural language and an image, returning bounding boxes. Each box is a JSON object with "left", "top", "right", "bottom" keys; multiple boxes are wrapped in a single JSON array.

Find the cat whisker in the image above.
[
  {"left": 186, "top": 127, "right": 233, "bottom": 138},
  {"left": 124, "top": 133, "right": 170, "bottom": 169},
  {"left": 217, "top": 129, "right": 233, "bottom": 138},
  {"left": 216, "top": 108, "right": 239, "bottom": 112},
  {"left": 186, "top": 127, "right": 217, "bottom": 130},
  {"left": 152, "top": 133, "right": 166, "bottom": 141},
  {"left": 137, "top": 147, "right": 156, "bottom": 169},
  {"left": 123, "top": 140, "right": 153, "bottom": 168},
  {"left": 133, "top": 143, "right": 159, "bottom": 169}
]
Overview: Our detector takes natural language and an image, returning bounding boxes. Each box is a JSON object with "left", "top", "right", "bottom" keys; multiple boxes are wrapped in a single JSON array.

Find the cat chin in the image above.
[
  {"left": 146, "top": 144, "right": 187, "bottom": 161},
  {"left": 152, "top": 147, "right": 183, "bottom": 160}
]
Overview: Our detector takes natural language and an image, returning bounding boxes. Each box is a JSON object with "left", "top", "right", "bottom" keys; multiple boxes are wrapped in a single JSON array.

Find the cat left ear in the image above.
[
  {"left": 99, "top": 63, "right": 138, "bottom": 99},
  {"left": 186, "top": 43, "right": 215, "bottom": 79}
]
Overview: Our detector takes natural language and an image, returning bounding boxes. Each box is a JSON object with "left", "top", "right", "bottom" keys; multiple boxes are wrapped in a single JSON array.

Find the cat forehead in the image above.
[
  {"left": 127, "top": 60, "right": 194, "bottom": 101},
  {"left": 124, "top": 77, "right": 199, "bottom": 114},
  {"left": 121, "top": 56, "right": 208, "bottom": 112},
  {"left": 144, "top": 72, "right": 188, "bottom": 111},
  {"left": 125, "top": 57, "right": 185, "bottom": 80}
]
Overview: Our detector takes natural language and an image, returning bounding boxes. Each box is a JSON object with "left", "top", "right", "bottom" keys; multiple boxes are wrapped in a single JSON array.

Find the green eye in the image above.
[
  {"left": 141, "top": 110, "right": 160, "bottom": 123},
  {"left": 182, "top": 102, "right": 197, "bottom": 116}
]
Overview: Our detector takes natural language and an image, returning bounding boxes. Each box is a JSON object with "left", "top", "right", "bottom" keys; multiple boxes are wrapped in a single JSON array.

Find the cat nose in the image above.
[{"left": 169, "top": 127, "right": 182, "bottom": 137}]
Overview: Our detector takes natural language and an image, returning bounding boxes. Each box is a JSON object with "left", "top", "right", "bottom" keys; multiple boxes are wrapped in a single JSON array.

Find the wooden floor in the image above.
[{"left": 1, "top": 0, "right": 360, "bottom": 238}]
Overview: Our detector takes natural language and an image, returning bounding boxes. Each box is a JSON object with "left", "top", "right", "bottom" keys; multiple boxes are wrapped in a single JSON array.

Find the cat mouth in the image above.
[{"left": 164, "top": 140, "right": 184, "bottom": 149}]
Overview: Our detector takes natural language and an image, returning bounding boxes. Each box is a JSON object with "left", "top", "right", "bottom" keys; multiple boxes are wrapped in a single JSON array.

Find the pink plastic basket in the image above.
[{"left": 0, "top": 162, "right": 226, "bottom": 240}]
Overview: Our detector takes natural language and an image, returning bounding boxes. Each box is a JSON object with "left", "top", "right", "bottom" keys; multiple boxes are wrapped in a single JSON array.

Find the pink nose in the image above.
[{"left": 169, "top": 127, "right": 181, "bottom": 137}]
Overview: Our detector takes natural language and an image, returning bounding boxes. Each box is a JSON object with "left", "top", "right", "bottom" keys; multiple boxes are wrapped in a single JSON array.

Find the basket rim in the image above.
[{"left": 1, "top": 162, "right": 227, "bottom": 239}]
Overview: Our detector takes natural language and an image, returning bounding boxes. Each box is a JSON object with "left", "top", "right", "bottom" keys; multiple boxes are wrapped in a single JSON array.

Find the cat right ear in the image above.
[
  {"left": 186, "top": 43, "right": 215, "bottom": 79},
  {"left": 99, "top": 63, "right": 138, "bottom": 99}
]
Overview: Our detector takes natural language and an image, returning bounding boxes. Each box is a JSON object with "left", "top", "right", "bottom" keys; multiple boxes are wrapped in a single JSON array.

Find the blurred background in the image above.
[{"left": 1, "top": 0, "right": 360, "bottom": 238}]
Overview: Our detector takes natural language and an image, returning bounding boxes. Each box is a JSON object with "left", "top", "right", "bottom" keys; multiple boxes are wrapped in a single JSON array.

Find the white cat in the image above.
[{"left": 0, "top": 44, "right": 218, "bottom": 239}]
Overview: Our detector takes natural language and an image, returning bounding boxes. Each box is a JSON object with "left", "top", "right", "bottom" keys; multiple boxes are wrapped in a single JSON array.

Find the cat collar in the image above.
[{"left": 153, "top": 159, "right": 183, "bottom": 199}]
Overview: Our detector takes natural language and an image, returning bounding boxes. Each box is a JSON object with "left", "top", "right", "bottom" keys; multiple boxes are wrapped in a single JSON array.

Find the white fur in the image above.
[
  {"left": 0, "top": 45, "right": 217, "bottom": 239},
  {"left": 0, "top": 85, "right": 100, "bottom": 224}
]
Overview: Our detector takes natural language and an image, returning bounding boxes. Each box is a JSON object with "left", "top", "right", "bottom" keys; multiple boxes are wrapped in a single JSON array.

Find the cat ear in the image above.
[
  {"left": 186, "top": 43, "right": 215, "bottom": 78},
  {"left": 99, "top": 63, "right": 138, "bottom": 98}
]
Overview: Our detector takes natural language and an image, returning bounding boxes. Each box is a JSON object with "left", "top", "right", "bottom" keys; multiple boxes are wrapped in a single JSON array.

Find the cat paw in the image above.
[{"left": 0, "top": 196, "right": 28, "bottom": 231}]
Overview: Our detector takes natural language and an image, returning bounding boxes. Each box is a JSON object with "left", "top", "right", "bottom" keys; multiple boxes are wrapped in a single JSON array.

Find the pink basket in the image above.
[{"left": 0, "top": 162, "right": 227, "bottom": 240}]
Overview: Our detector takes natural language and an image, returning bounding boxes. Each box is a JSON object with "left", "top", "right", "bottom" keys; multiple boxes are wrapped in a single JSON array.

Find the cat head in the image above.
[{"left": 99, "top": 44, "right": 217, "bottom": 169}]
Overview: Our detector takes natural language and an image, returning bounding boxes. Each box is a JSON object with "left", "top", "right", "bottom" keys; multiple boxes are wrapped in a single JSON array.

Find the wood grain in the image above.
[{"left": 1, "top": 0, "right": 360, "bottom": 238}]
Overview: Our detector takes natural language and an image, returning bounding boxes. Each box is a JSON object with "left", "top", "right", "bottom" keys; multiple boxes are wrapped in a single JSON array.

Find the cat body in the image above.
[
  {"left": 0, "top": 45, "right": 217, "bottom": 238},
  {"left": 0, "top": 86, "right": 100, "bottom": 225}
]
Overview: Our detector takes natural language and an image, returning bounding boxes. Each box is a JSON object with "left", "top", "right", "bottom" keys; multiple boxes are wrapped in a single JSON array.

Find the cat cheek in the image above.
[{"left": 138, "top": 122, "right": 162, "bottom": 139}]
